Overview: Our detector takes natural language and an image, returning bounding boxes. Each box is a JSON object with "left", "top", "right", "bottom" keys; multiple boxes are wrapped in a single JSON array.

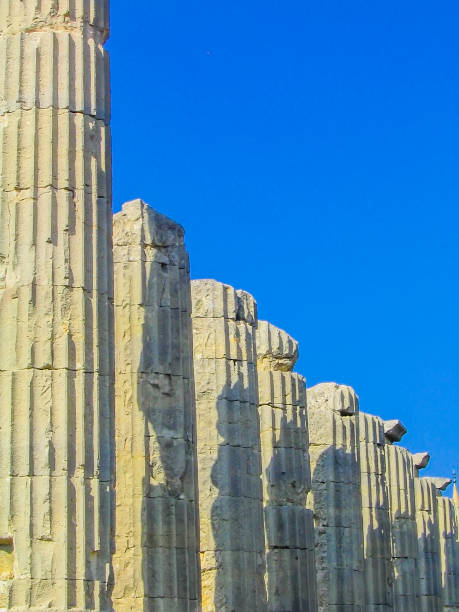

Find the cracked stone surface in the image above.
[
  {"left": 437, "top": 493, "right": 459, "bottom": 609},
  {"left": 359, "top": 411, "right": 393, "bottom": 610},
  {"left": 386, "top": 442, "right": 419, "bottom": 611},
  {"left": 256, "top": 320, "right": 317, "bottom": 611},
  {"left": 307, "top": 383, "right": 365, "bottom": 611},
  {"left": 191, "top": 280, "right": 266, "bottom": 612},
  {"left": 112, "top": 200, "right": 201, "bottom": 611},
  {"left": 415, "top": 477, "right": 443, "bottom": 611},
  {"left": 0, "top": 1, "right": 114, "bottom": 609}
]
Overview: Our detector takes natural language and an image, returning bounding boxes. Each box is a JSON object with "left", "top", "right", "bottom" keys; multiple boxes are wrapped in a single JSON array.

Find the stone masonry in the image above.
[
  {"left": 256, "top": 321, "right": 316, "bottom": 611},
  {"left": 307, "top": 383, "right": 365, "bottom": 610},
  {"left": 385, "top": 428, "right": 420, "bottom": 611},
  {"left": 112, "top": 200, "right": 200, "bottom": 611},
  {"left": 191, "top": 280, "right": 266, "bottom": 612},
  {"left": 0, "top": 2, "right": 458, "bottom": 610},
  {"left": 359, "top": 412, "right": 393, "bottom": 611},
  {"left": 437, "top": 490, "right": 459, "bottom": 610},
  {"left": 415, "top": 476, "right": 444, "bottom": 611},
  {"left": 0, "top": 1, "right": 114, "bottom": 609}
]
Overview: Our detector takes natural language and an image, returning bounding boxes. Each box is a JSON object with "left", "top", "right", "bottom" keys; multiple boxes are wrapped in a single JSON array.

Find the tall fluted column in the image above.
[
  {"left": 414, "top": 477, "right": 444, "bottom": 611},
  {"left": 307, "top": 383, "right": 365, "bottom": 610},
  {"left": 112, "top": 200, "right": 201, "bottom": 611},
  {"left": 191, "top": 280, "right": 266, "bottom": 612},
  {"left": 0, "top": 2, "right": 114, "bottom": 609},
  {"left": 385, "top": 425, "right": 419, "bottom": 612},
  {"left": 256, "top": 321, "right": 317, "bottom": 611},
  {"left": 437, "top": 490, "right": 459, "bottom": 609},
  {"left": 359, "top": 412, "right": 393, "bottom": 610}
]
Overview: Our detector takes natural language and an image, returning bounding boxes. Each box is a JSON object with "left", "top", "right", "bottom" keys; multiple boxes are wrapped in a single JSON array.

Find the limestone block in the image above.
[
  {"left": 385, "top": 443, "right": 419, "bottom": 611},
  {"left": 429, "top": 477, "right": 452, "bottom": 492},
  {"left": 384, "top": 420, "right": 407, "bottom": 443},
  {"left": 359, "top": 411, "right": 393, "bottom": 609},
  {"left": 113, "top": 200, "right": 201, "bottom": 611},
  {"left": 0, "top": 1, "right": 114, "bottom": 608},
  {"left": 256, "top": 320, "right": 316, "bottom": 611},
  {"left": 415, "top": 477, "right": 443, "bottom": 611},
  {"left": 413, "top": 453, "right": 430, "bottom": 470},
  {"left": 437, "top": 494, "right": 459, "bottom": 609},
  {"left": 307, "top": 383, "right": 365, "bottom": 611},
  {"left": 191, "top": 280, "right": 266, "bottom": 611}
]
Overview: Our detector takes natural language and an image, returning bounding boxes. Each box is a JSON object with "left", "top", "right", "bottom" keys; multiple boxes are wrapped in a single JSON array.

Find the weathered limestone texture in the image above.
[
  {"left": 307, "top": 383, "right": 365, "bottom": 610},
  {"left": 359, "top": 412, "right": 393, "bottom": 610},
  {"left": 437, "top": 489, "right": 459, "bottom": 609},
  {"left": 113, "top": 200, "right": 201, "bottom": 610},
  {"left": 385, "top": 429, "right": 419, "bottom": 612},
  {"left": 0, "top": 1, "right": 114, "bottom": 609},
  {"left": 191, "top": 280, "right": 266, "bottom": 612},
  {"left": 415, "top": 477, "right": 443, "bottom": 611},
  {"left": 256, "top": 321, "right": 317, "bottom": 611}
]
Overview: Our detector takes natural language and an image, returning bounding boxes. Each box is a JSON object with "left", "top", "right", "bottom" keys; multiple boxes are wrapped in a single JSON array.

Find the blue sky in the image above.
[{"left": 108, "top": 1, "right": 459, "bottom": 485}]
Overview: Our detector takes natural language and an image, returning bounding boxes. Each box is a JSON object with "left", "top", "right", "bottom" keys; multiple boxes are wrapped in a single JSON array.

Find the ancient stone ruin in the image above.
[{"left": 0, "top": 2, "right": 457, "bottom": 610}]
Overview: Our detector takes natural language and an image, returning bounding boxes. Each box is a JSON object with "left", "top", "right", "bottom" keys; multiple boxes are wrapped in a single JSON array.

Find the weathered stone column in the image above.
[
  {"left": 191, "top": 280, "right": 266, "bottom": 611},
  {"left": 307, "top": 383, "right": 365, "bottom": 610},
  {"left": 437, "top": 486, "right": 459, "bottom": 610},
  {"left": 256, "top": 321, "right": 316, "bottom": 611},
  {"left": 415, "top": 477, "right": 445, "bottom": 611},
  {"left": 112, "top": 200, "right": 201, "bottom": 610},
  {"left": 385, "top": 423, "right": 419, "bottom": 612},
  {"left": 0, "top": 2, "right": 114, "bottom": 609},
  {"left": 359, "top": 412, "right": 393, "bottom": 611}
]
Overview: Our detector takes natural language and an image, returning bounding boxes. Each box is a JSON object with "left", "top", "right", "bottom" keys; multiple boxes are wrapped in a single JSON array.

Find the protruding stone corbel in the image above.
[
  {"left": 425, "top": 477, "right": 452, "bottom": 492},
  {"left": 384, "top": 419, "right": 407, "bottom": 443},
  {"left": 413, "top": 452, "right": 430, "bottom": 470}
]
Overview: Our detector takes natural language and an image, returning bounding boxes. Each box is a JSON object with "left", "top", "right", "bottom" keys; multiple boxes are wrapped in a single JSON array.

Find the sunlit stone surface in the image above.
[
  {"left": 307, "top": 383, "right": 365, "bottom": 611},
  {"left": 0, "top": 1, "right": 114, "bottom": 608},
  {"left": 257, "top": 321, "right": 317, "bottom": 611},
  {"left": 112, "top": 200, "right": 200, "bottom": 611},
  {"left": 191, "top": 280, "right": 266, "bottom": 612}
]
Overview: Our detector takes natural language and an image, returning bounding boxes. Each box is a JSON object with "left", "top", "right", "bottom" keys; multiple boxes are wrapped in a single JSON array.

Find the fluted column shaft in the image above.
[
  {"left": 359, "top": 412, "right": 393, "bottom": 610},
  {"left": 415, "top": 477, "right": 442, "bottom": 611},
  {"left": 386, "top": 444, "right": 419, "bottom": 611},
  {"left": 307, "top": 383, "right": 365, "bottom": 611},
  {"left": 0, "top": 1, "right": 114, "bottom": 609},
  {"left": 256, "top": 321, "right": 316, "bottom": 611},
  {"left": 191, "top": 280, "right": 266, "bottom": 612},
  {"left": 112, "top": 200, "right": 201, "bottom": 611},
  {"left": 437, "top": 494, "right": 459, "bottom": 609}
]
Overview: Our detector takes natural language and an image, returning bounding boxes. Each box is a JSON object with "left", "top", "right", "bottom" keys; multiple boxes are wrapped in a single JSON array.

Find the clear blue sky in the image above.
[{"left": 108, "top": 1, "right": 459, "bottom": 485}]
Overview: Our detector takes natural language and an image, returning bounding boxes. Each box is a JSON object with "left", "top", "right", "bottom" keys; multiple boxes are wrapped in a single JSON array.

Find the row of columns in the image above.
[
  {"left": 0, "top": 0, "right": 457, "bottom": 606},
  {"left": 307, "top": 382, "right": 459, "bottom": 612}
]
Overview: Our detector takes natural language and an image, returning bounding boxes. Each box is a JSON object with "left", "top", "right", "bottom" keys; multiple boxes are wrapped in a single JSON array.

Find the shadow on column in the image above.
[
  {"left": 210, "top": 377, "right": 267, "bottom": 610},
  {"left": 138, "top": 218, "right": 199, "bottom": 611},
  {"left": 264, "top": 410, "right": 315, "bottom": 611},
  {"left": 311, "top": 439, "right": 365, "bottom": 609}
]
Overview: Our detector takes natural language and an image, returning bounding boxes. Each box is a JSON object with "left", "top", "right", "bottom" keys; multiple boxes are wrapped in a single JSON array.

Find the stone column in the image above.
[
  {"left": 307, "top": 383, "right": 365, "bottom": 611},
  {"left": 414, "top": 477, "right": 444, "bottom": 611},
  {"left": 191, "top": 280, "right": 266, "bottom": 612},
  {"left": 359, "top": 411, "right": 393, "bottom": 611},
  {"left": 437, "top": 490, "right": 459, "bottom": 610},
  {"left": 112, "top": 200, "right": 201, "bottom": 610},
  {"left": 385, "top": 424, "right": 419, "bottom": 612},
  {"left": 256, "top": 321, "right": 316, "bottom": 611},
  {"left": 0, "top": 2, "right": 113, "bottom": 609}
]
